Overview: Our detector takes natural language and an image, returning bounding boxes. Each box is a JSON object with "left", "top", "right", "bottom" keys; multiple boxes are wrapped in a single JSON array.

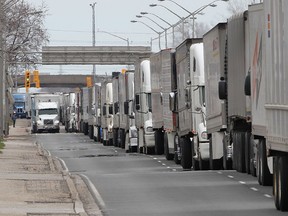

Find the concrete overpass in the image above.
[{"left": 16, "top": 74, "right": 109, "bottom": 88}]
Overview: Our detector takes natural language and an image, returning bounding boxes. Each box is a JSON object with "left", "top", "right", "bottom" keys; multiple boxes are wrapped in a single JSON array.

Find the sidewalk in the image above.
[{"left": 0, "top": 119, "right": 102, "bottom": 216}]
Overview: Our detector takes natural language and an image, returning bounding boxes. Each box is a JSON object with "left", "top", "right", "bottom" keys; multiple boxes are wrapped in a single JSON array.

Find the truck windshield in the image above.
[{"left": 38, "top": 108, "right": 58, "bottom": 115}]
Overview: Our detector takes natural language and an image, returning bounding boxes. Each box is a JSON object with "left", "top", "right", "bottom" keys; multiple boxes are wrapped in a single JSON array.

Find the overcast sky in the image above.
[{"left": 26, "top": 0, "right": 231, "bottom": 75}]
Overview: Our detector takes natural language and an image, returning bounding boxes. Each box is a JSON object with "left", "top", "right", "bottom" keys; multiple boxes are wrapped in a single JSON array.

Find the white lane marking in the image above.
[
  {"left": 217, "top": 171, "right": 223, "bottom": 174},
  {"left": 250, "top": 187, "right": 258, "bottom": 191},
  {"left": 162, "top": 163, "right": 166, "bottom": 166},
  {"left": 172, "top": 169, "right": 177, "bottom": 172},
  {"left": 153, "top": 158, "right": 157, "bottom": 160},
  {"left": 228, "top": 175, "right": 234, "bottom": 179},
  {"left": 239, "top": 181, "right": 246, "bottom": 185},
  {"left": 264, "top": 194, "right": 272, "bottom": 198},
  {"left": 158, "top": 160, "right": 162, "bottom": 163},
  {"left": 167, "top": 166, "right": 171, "bottom": 169}
]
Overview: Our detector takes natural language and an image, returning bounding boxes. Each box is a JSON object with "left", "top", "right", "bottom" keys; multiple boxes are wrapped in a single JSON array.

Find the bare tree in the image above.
[
  {"left": 172, "top": 19, "right": 210, "bottom": 47},
  {"left": 227, "top": 0, "right": 263, "bottom": 14},
  {"left": 3, "top": 0, "right": 49, "bottom": 77}
]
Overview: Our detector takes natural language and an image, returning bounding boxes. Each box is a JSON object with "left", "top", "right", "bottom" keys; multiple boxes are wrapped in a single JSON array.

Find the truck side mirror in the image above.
[
  {"left": 135, "top": 94, "right": 140, "bottom": 111},
  {"left": 244, "top": 72, "right": 251, "bottom": 96},
  {"left": 102, "top": 105, "right": 106, "bottom": 116},
  {"left": 114, "top": 102, "right": 119, "bottom": 114},
  {"left": 124, "top": 101, "right": 129, "bottom": 115},
  {"left": 109, "top": 104, "right": 113, "bottom": 115},
  {"left": 218, "top": 77, "right": 227, "bottom": 100}
]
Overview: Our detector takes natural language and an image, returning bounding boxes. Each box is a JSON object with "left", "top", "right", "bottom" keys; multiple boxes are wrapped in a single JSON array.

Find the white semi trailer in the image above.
[
  {"left": 112, "top": 72, "right": 121, "bottom": 147},
  {"left": 263, "top": 0, "right": 288, "bottom": 211}
]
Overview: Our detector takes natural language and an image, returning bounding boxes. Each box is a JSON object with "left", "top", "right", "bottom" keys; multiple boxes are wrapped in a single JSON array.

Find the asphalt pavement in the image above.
[{"left": 0, "top": 119, "right": 102, "bottom": 216}]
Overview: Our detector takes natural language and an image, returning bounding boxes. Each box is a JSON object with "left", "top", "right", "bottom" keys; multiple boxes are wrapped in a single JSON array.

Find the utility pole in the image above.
[
  {"left": 90, "top": 2, "right": 96, "bottom": 84},
  {"left": 0, "top": 0, "right": 4, "bottom": 138}
]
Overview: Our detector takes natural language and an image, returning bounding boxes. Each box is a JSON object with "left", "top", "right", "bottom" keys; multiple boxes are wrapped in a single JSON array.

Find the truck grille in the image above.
[{"left": 44, "top": 119, "right": 53, "bottom": 125}]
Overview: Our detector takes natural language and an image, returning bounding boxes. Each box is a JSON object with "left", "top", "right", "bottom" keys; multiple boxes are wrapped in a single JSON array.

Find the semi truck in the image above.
[
  {"left": 135, "top": 59, "right": 155, "bottom": 154},
  {"left": 31, "top": 93, "right": 60, "bottom": 133},
  {"left": 64, "top": 92, "right": 80, "bottom": 132},
  {"left": 101, "top": 80, "right": 113, "bottom": 146},
  {"left": 12, "top": 93, "right": 26, "bottom": 118},
  {"left": 112, "top": 72, "right": 121, "bottom": 147},
  {"left": 171, "top": 38, "right": 209, "bottom": 170},
  {"left": 122, "top": 70, "right": 137, "bottom": 152},
  {"left": 92, "top": 84, "right": 102, "bottom": 142}
]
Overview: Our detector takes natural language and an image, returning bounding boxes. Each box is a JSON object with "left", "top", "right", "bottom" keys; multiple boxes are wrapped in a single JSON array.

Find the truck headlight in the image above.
[
  {"left": 201, "top": 131, "right": 208, "bottom": 140},
  {"left": 54, "top": 120, "right": 60, "bottom": 125}
]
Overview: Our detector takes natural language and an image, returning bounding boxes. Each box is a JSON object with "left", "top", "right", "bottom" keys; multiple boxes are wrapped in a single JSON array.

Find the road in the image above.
[{"left": 35, "top": 130, "right": 285, "bottom": 216}]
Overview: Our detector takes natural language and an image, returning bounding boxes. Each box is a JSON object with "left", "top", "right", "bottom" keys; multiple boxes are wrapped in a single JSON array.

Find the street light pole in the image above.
[
  {"left": 136, "top": 15, "right": 167, "bottom": 48},
  {"left": 141, "top": 11, "right": 175, "bottom": 47},
  {"left": 131, "top": 20, "right": 162, "bottom": 50},
  {"left": 89, "top": 2, "right": 96, "bottom": 84},
  {"left": 150, "top": 4, "right": 185, "bottom": 41}
]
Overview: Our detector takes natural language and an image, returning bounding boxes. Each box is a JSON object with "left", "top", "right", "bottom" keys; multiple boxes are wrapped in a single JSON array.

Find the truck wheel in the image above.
[
  {"left": 276, "top": 156, "right": 288, "bottom": 211},
  {"left": 274, "top": 157, "right": 280, "bottom": 210},
  {"left": 192, "top": 138, "right": 199, "bottom": 170},
  {"left": 120, "top": 129, "right": 125, "bottom": 149},
  {"left": 174, "top": 135, "right": 181, "bottom": 164},
  {"left": 164, "top": 133, "right": 173, "bottom": 160},
  {"left": 257, "top": 139, "right": 272, "bottom": 186},
  {"left": 233, "top": 132, "right": 246, "bottom": 173},
  {"left": 89, "top": 125, "right": 94, "bottom": 139},
  {"left": 245, "top": 132, "right": 251, "bottom": 174},
  {"left": 155, "top": 130, "right": 164, "bottom": 155},
  {"left": 113, "top": 129, "right": 118, "bottom": 147},
  {"left": 180, "top": 136, "right": 192, "bottom": 170}
]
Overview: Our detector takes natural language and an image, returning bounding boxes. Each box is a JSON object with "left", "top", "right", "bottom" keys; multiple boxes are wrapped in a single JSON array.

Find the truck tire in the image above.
[
  {"left": 120, "top": 129, "right": 125, "bottom": 149},
  {"left": 192, "top": 138, "right": 199, "bottom": 170},
  {"left": 180, "top": 136, "right": 192, "bottom": 170},
  {"left": 89, "top": 125, "right": 94, "bottom": 139},
  {"left": 113, "top": 128, "right": 118, "bottom": 147},
  {"left": 250, "top": 135, "right": 257, "bottom": 177},
  {"left": 245, "top": 132, "right": 251, "bottom": 174},
  {"left": 274, "top": 157, "right": 280, "bottom": 210},
  {"left": 164, "top": 133, "right": 173, "bottom": 160},
  {"left": 257, "top": 139, "right": 272, "bottom": 186},
  {"left": 233, "top": 132, "right": 246, "bottom": 173},
  {"left": 174, "top": 135, "right": 181, "bottom": 164},
  {"left": 274, "top": 156, "right": 288, "bottom": 211},
  {"left": 155, "top": 130, "right": 164, "bottom": 155}
]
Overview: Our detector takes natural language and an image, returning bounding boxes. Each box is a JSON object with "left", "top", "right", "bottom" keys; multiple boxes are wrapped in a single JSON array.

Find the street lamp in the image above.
[
  {"left": 150, "top": 3, "right": 185, "bottom": 40},
  {"left": 189, "top": 0, "right": 229, "bottom": 37},
  {"left": 89, "top": 2, "right": 97, "bottom": 84},
  {"left": 131, "top": 20, "right": 162, "bottom": 50},
  {"left": 141, "top": 11, "right": 176, "bottom": 47},
  {"left": 97, "top": 30, "right": 130, "bottom": 47},
  {"left": 136, "top": 15, "right": 168, "bottom": 48}
]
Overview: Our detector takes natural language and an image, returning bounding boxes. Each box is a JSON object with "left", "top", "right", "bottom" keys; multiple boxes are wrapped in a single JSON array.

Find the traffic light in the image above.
[
  {"left": 25, "top": 70, "right": 30, "bottom": 91},
  {"left": 86, "top": 77, "right": 92, "bottom": 87},
  {"left": 33, "top": 70, "right": 40, "bottom": 88}
]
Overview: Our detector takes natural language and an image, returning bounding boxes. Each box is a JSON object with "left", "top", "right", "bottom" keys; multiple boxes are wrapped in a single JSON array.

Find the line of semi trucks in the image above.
[{"left": 23, "top": 1, "right": 288, "bottom": 211}]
